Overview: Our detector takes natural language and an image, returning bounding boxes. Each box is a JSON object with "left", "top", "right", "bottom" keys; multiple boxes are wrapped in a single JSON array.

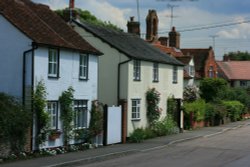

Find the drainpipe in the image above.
[
  {"left": 117, "top": 58, "right": 132, "bottom": 105},
  {"left": 22, "top": 42, "right": 38, "bottom": 151},
  {"left": 22, "top": 42, "right": 38, "bottom": 104}
]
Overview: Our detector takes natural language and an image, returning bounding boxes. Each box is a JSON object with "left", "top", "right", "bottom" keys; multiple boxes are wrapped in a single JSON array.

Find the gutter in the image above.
[{"left": 117, "top": 58, "right": 132, "bottom": 105}]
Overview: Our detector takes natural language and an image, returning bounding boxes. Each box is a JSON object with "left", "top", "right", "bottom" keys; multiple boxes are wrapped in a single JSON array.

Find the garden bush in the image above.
[
  {"left": 222, "top": 101, "right": 244, "bottom": 122},
  {"left": 151, "top": 115, "right": 179, "bottom": 136},
  {"left": 129, "top": 128, "right": 146, "bottom": 143},
  {"left": 183, "top": 99, "right": 206, "bottom": 122},
  {"left": 0, "top": 93, "right": 31, "bottom": 154}
]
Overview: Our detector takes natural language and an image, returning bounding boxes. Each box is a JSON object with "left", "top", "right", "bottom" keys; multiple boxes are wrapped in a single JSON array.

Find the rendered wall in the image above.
[{"left": 0, "top": 15, "right": 32, "bottom": 99}]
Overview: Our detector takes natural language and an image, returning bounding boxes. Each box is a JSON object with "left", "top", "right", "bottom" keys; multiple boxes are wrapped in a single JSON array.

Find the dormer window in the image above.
[{"left": 189, "top": 65, "right": 194, "bottom": 77}]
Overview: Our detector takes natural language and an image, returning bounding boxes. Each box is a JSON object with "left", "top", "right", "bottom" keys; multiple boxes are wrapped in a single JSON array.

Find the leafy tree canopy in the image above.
[
  {"left": 55, "top": 8, "right": 123, "bottom": 31},
  {"left": 227, "top": 51, "right": 250, "bottom": 61},
  {"left": 199, "top": 78, "right": 228, "bottom": 102}
]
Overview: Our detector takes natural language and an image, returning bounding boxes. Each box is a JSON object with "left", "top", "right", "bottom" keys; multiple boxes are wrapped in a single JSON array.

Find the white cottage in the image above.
[
  {"left": 72, "top": 19, "right": 184, "bottom": 138},
  {"left": 0, "top": 0, "right": 102, "bottom": 150}
]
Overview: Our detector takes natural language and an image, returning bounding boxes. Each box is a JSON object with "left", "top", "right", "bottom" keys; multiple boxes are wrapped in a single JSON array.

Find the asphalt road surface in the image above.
[{"left": 78, "top": 124, "right": 250, "bottom": 167}]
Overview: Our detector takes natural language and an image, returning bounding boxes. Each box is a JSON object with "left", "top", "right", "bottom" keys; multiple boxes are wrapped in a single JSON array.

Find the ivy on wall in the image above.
[
  {"left": 146, "top": 88, "right": 161, "bottom": 125},
  {"left": 59, "top": 87, "right": 75, "bottom": 146}
]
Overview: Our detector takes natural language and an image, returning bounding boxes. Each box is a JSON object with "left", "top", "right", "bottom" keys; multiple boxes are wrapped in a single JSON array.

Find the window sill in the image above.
[
  {"left": 48, "top": 75, "right": 60, "bottom": 79},
  {"left": 131, "top": 118, "right": 141, "bottom": 121},
  {"left": 79, "top": 78, "right": 89, "bottom": 81},
  {"left": 133, "top": 79, "right": 141, "bottom": 82},
  {"left": 153, "top": 80, "right": 159, "bottom": 83},
  {"left": 172, "top": 81, "right": 178, "bottom": 84}
]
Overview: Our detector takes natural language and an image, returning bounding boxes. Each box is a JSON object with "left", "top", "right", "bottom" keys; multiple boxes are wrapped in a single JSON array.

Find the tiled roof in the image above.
[
  {"left": 0, "top": 0, "right": 102, "bottom": 55},
  {"left": 73, "top": 20, "right": 183, "bottom": 66},
  {"left": 153, "top": 44, "right": 183, "bottom": 57},
  {"left": 181, "top": 48, "right": 210, "bottom": 73},
  {"left": 176, "top": 56, "right": 191, "bottom": 65},
  {"left": 217, "top": 61, "right": 250, "bottom": 80}
]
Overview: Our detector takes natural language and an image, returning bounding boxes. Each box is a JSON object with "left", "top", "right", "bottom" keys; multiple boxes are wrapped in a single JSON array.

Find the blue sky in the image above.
[{"left": 32, "top": 0, "right": 250, "bottom": 60}]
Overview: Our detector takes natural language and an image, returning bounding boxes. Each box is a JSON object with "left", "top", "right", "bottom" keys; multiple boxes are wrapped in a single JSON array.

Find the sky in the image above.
[{"left": 32, "top": 0, "right": 250, "bottom": 60}]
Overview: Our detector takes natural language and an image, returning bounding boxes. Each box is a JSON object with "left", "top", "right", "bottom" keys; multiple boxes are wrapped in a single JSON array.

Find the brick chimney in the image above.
[
  {"left": 127, "top": 16, "right": 140, "bottom": 36},
  {"left": 169, "top": 26, "right": 180, "bottom": 49},
  {"left": 158, "top": 37, "right": 168, "bottom": 46},
  {"left": 69, "top": 0, "right": 75, "bottom": 9},
  {"left": 146, "top": 10, "right": 158, "bottom": 42},
  {"left": 62, "top": 0, "right": 77, "bottom": 22},
  {"left": 223, "top": 54, "right": 230, "bottom": 61}
]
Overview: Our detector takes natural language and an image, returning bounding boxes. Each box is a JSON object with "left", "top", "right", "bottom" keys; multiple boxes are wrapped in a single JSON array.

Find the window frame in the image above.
[
  {"left": 47, "top": 101, "right": 58, "bottom": 130},
  {"left": 189, "top": 65, "right": 194, "bottom": 77},
  {"left": 153, "top": 62, "right": 159, "bottom": 82},
  {"left": 133, "top": 60, "right": 141, "bottom": 81},
  {"left": 173, "top": 65, "right": 178, "bottom": 84},
  {"left": 209, "top": 66, "right": 214, "bottom": 78},
  {"left": 240, "top": 80, "right": 248, "bottom": 87},
  {"left": 131, "top": 99, "right": 141, "bottom": 120},
  {"left": 79, "top": 54, "right": 89, "bottom": 80},
  {"left": 48, "top": 48, "right": 60, "bottom": 78},
  {"left": 74, "top": 100, "right": 88, "bottom": 129}
]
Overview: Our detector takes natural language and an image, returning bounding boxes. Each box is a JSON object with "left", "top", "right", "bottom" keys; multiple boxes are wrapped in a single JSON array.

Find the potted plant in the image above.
[{"left": 48, "top": 129, "right": 62, "bottom": 140}]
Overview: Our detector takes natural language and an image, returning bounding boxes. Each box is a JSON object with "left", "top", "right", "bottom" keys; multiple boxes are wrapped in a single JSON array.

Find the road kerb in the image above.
[{"left": 43, "top": 149, "right": 138, "bottom": 167}]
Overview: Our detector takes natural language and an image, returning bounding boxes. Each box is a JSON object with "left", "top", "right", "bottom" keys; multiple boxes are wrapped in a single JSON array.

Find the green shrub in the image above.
[
  {"left": 0, "top": 93, "right": 31, "bottom": 153},
  {"left": 222, "top": 101, "right": 244, "bottom": 122},
  {"left": 200, "top": 78, "right": 228, "bottom": 102},
  {"left": 183, "top": 99, "right": 206, "bottom": 122},
  {"left": 151, "top": 115, "right": 179, "bottom": 136},
  {"left": 129, "top": 128, "right": 145, "bottom": 143},
  {"left": 143, "top": 127, "right": 156, "bottom": 139},
  {"left": 205, "top": 102, "right": 227, "bottom": 126}
]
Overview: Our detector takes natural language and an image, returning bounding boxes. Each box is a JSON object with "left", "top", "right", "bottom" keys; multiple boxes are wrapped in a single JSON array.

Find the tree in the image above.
[
  {"left": 199, "top": 78, "right": 228, "bottom": 102},
  {"left": 55, "top": 8, "right": 123, "bottom": 31},
  {"left": 227, "top": 51, "right": 250, "bottom": 61}
]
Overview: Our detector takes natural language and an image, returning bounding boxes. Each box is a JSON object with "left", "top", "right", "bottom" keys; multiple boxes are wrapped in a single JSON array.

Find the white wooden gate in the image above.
[{"left": 104, "top": 106, "right": 122, "bottom": 145}]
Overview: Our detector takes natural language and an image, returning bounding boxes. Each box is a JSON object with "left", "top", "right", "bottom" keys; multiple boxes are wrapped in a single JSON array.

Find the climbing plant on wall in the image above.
[
  {"left": 59, "top": 87, "right": 75, "bottom": 146},
  {"left": 33, "top": 80, "right": 49, "bottom": 145},
  {"left": 146, "top": 88, "right": 161, "bottom": 125}
]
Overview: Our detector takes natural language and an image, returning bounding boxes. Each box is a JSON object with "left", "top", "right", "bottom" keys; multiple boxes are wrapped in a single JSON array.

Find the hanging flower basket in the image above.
[{"left": 48, "top": 129, "right": 62, "bottom": 140}]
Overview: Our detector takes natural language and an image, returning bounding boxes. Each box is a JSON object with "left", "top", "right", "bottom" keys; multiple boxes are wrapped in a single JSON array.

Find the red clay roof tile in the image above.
[
  {"left": 217, "top": 61, "right": 250, "bottom": 80},
  {"left": 0, "top": 0, "right": 102, "bottom": 55}
]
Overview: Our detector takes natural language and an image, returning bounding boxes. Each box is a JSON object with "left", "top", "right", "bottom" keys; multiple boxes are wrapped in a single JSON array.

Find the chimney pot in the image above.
[
  {"left": 69, "top": 0, "right": 74, "bottom": 9},
  {"left": 130, "top": 16, "right": 134, "bottom": 22},
  {"left": 172, "top": 26, "right": 176, "bottom": 32}
]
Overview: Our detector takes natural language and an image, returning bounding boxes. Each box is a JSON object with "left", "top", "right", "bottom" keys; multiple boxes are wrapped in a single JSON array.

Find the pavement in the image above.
[{"left": 1, "top": 119, "right": 250, "bottom": 167}]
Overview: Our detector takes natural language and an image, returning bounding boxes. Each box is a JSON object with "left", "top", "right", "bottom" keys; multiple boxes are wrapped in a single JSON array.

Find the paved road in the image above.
[{"left": 78, "top": 124, "right": 250, "bottom": 167}]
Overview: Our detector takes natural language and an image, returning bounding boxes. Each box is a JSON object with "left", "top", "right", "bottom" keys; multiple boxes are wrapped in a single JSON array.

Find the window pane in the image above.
[
  {"left": 74, "top": 100, "right": 88, "bottom": 128},
  {"left": 47, "top": 101, "right": 57, "bottom": 129}
]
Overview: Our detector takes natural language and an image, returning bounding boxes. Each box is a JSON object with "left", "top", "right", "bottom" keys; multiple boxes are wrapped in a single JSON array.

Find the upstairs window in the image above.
[
  {"left": 79, "top": 54, "right": 89, "bottom": 80},
  {"left": 153, "top": 63, "right": 159, "bottom": 82},
  {"left": 173, "top": 66, "right": 178, "bottom": 83},
  {"left": 47, "top": 101, "right": 58, "bottom": 129},
  {"left": 48, "top": 49, "right": 59, "bottom": 78},
  {"left": 189, "top": 65, "right": 194, "bottom": 77},
  {"left": 209, "top": 66, "right": 214, "bottom": 78},
  {"left": 133, "top": 60, "right": 141, "bottom": 81},
  {"left": 74, "top": 100, "right": 88, "bottom": 128}
]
